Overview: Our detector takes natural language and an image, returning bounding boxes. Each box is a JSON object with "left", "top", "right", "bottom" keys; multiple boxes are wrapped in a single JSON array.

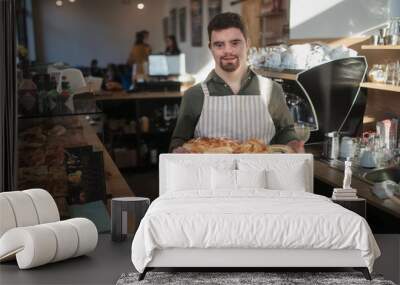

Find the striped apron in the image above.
[{"left": 194, "top": 75, "right": 276, "bottom": 145}]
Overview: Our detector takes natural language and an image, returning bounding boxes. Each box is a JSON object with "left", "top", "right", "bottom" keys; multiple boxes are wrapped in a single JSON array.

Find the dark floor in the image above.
[{"left": 0, "top": 234, "right": 134, "bottom": 285}]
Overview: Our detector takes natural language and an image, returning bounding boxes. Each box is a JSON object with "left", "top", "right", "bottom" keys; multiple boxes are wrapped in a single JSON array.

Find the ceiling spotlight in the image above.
[
  {"left": 137, "top": 3, "right": 144, "bottom": 9},
  {"left": 69, "top": 0, "right": 76, "bottom": 2},
  {"left": 55, "top": 0, "right": 63, "bottom": 7}
]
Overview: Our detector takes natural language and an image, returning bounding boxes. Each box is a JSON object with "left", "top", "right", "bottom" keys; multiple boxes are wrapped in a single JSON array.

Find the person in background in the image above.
[
  {"left": 170, "top": 12, "right": 304, "bottom": 153},
  {"left": 89, "top": 59, "right": 103, "bottom": 77},
  {"left": 104, "top": 63, "right": 123, "bottom": 91},
  {"left": 141, "top": 30, "right": 152, "bottom": 53},
  {"left": 165, "top": 35, "right": 181, "bottom": 55},
  {"left": 127, "top": 30, "right": 151, "bottom": 83}
]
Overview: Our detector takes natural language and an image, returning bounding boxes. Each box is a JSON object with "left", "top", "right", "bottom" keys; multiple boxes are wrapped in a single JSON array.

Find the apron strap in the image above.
[
  {"left": 256, "top": 75, "right": 274, "bottom": 105},
  {"left": 201, "top": 82, "right": 210, "bottom": 97}
]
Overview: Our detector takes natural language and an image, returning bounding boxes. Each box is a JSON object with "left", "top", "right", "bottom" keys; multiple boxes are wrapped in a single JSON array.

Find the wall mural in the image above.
[
  {"left": 163, "top": 17, "right": 169, "bottom": 40},
  {"left": 170, "top": 8, "right": 177, "bottom": 37},
  {"left": 191, "top": 0, "right": 203, "bottom": 47},
  {"left": 260, "top": 0, "right": 290, "bottom": 46},
  {"left": 208, "top": 0, "right": 222, "bottom": 21},
  {"left": 179, "top": 7, "right": 186, "bottom": 42}
]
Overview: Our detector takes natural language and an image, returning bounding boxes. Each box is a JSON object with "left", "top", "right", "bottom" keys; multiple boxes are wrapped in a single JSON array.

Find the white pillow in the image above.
[
  {"left": 211, "top": 169, "right": 268, "bottom": 190},
  {"left": 166, "top": 158, "right": 236, "bottom": 192},
  {"left": 167, "top": 162, "right": 211, "bottom": 191},
  {"left": 237, "top": 158, "right": 310, "bottom": 192},
  {"left": 212, "top": 168, "right": 237, "bottom": 190},
  {"left": 266, "top": 166, "right": 307, "bottom": 192},
  {"left": 237, "top": 169, "right": 267, "bottom": 189}
]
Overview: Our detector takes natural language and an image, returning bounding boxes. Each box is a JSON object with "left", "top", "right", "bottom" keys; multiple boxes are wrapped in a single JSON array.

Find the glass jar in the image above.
[{"left": 368, "top": 64, "right": 386, "bottom": 83}]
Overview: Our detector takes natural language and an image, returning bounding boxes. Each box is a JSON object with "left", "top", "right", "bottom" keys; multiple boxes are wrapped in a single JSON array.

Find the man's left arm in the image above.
[{"left": 268, "top": 82, "right": 304, "bottom": 153}]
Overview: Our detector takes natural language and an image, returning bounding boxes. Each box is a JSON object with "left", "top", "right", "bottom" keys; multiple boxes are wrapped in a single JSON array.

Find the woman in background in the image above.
[
  {"left": 104, "top": 63, "right": 123, "bottom": 91},
  {"left": 127, "top": 31, "right": 151, "bottom": 83},
  {"left": 165, "top": 35, "right": 181, "bottom": 55}
]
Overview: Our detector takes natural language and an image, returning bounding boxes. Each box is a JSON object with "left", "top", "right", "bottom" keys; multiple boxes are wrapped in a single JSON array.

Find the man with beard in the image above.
[{"left": 170, "top": 12, "right": 304, "bottom": 153}]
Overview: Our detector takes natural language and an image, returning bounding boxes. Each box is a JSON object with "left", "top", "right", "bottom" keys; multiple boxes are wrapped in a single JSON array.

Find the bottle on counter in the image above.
[
  {"left": 139, "top": 116, "right": 150, "bottom": 133},
  {"left": 149, "top": 143, "right": 158, "bottom": 165}
]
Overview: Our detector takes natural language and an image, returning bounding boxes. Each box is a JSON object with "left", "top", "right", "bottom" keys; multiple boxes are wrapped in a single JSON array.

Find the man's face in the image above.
[{"left": 209, "top": 27, "right": 248, "bottom": 73}]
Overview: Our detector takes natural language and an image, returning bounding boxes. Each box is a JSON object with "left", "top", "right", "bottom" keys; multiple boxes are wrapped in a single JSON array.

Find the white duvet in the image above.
[{"left": 131, "top": 190, "right": 380, "bottom": 273}]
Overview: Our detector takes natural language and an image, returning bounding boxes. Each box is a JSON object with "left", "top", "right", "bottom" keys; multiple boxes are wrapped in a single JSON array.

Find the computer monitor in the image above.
[
  {"left": 148, "top": 55, "right": 168, "bottom": 76},
  {"left": 148, "top": 54, "right": 185, "bottom": 77},
  {"left": 166, "top": 54, "right": 185, "bottom": 76}
]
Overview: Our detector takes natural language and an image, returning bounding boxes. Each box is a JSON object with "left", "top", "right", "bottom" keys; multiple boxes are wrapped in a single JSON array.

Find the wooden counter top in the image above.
[
  {"left": 94, "top": 90, "right": 183, "bottom": 101},
  {"left": 307, "top": 145, "right": 400, "bottom": 219}
]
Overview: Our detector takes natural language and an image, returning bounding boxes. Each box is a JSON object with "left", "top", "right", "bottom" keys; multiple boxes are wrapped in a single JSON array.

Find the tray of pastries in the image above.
[{"left": 182, "top": 137, "right": 294, "bottom": 154}]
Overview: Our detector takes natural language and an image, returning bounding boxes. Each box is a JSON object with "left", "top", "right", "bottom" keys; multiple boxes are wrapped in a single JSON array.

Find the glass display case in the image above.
[{"left": 17, "top": 93, "right": 132, "bottom": 218}]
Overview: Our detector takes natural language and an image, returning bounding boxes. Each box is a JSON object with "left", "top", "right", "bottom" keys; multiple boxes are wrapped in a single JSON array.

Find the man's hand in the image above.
[
  {"left": 172, "top": 146, "right": 190, "bottom": 153},
  {"left": 287, "top": 140, "right": 305, "bottom": 153}
]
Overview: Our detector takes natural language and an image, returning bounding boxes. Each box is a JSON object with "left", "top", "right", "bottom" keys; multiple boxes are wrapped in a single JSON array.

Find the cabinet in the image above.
[{"left": 331, "top": 198, "right": 366, "bottom": 218}]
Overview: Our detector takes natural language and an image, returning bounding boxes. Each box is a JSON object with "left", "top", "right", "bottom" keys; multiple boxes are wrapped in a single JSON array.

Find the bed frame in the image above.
[{"left": 138, "top": 154, "right": 371, "bottom": 280}]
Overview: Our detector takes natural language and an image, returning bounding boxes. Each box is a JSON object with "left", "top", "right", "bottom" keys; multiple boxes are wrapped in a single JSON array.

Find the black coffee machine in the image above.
[{"left": 280, "top": 56, "right": 368, "bottom": 143}]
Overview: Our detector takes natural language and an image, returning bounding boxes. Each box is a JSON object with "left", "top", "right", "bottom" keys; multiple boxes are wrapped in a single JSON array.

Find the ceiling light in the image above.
[
  {"left": 137, "top": 3, "right": 144, "bottom": 9},
  {"left": 69, "top": 0, "right": 76, "bottom": 2},
  {"left": 56, "top": 0, "right": 63, "bottom": 7}
]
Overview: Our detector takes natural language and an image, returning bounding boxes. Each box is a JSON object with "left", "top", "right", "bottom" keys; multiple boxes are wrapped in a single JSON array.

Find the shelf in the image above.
[
  {"left": 360, "top": 82, "right": 400, "bottom": 92},
  {"left": 361, "top": 45, "right": 400, "bottom": 50},
  {"left": 253, "top": 68, "right": 299, "bottom": 81}
]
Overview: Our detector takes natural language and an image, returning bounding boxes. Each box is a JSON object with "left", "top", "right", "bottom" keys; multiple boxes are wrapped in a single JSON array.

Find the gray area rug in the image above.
[{"left": 116, "top": 271, "right": 396, "bottom": 285}]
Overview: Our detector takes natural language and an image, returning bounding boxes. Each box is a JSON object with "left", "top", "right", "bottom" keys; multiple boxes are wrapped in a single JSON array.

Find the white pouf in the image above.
[
  {"left": 0, "top": 219, "right": 98, "bottom": 269},
  {"left": 0, "top": 189, "right": 98, "bottom": 269},
  {"left": 1, "top": 191, "right": 39, "bottom": 227},
  {"left": 0, "top": 196, "right": 17, "bottom": 237},
  {"left": 24, "top": 188, "right": 60, "bottom": 223}
]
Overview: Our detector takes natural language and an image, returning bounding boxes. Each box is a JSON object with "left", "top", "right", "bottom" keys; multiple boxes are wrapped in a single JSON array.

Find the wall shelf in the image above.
[
  {"left": 360, "top": 82, "right": 400, "bottom": 92},
  {"left": 361, "top": 45, "right": 400, "bottom": 50},
  {"left": 253, "top": 68, "right": 298, "bottom": 80}
]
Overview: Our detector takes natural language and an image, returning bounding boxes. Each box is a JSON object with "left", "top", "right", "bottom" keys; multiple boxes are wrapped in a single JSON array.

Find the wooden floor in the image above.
[{"left": 0, "top": 234, "right": 133, "bottom": 285}]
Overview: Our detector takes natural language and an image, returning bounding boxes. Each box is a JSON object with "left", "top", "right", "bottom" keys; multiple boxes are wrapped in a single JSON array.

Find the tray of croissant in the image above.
[{"left": 182, "top": 137, "right": 294, "bottom": 154}]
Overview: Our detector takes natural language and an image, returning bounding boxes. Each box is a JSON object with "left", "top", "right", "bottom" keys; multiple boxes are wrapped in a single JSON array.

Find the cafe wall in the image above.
[
  {"left": 163, "top": 0, "right": 241, "bottom": 82},
  {"left": 33, "top": 0, "right": 167, "bottom": 67},
  {"left": 290, "top": 0, "right": 391, "bottom": 38}
]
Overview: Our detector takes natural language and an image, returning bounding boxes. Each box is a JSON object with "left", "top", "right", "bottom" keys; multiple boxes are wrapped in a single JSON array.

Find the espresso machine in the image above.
[{"left": 280, "top": 56, "right": 368, "bottom": 143}]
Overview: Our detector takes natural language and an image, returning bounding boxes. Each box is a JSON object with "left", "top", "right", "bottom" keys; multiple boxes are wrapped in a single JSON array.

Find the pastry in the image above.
[
  {"left": 182, "top": 137, "right": 294, "bottom": 154},
  {"left": 182, "top": 137, "right": 240, "bottom": 153}
]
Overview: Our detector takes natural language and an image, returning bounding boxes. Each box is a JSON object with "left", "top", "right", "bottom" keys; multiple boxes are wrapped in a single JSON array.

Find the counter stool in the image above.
[{"left": 111, "top": 197, "right": 150, "bottom": 242}]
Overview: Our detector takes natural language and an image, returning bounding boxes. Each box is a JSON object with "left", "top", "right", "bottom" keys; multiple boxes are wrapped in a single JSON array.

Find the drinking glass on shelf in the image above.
[
  {"left": 388, "top": 17, "right": 400, "bottom": 45},
  {"left": 385, "top": 62, "right": 399, "bottom": 85},
  {"left": 397, "top": 61, "right": 400, "bottom": 86},
  {"left": 368, "top": 64, "right": 386, "bottom": 83},
  {"left": 294, "top": 122, "right": 311, "bottom": 143}
]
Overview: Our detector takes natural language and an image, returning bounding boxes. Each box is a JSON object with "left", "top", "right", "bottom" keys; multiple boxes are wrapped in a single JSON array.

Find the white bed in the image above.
[{"left": 131, "top": 154, "right": 380, "bottom": 280}]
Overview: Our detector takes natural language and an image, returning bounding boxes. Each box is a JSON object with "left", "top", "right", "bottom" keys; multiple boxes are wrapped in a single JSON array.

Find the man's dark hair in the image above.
[{"left": 207, "top": 12, "right": 247, "bottom": 42}]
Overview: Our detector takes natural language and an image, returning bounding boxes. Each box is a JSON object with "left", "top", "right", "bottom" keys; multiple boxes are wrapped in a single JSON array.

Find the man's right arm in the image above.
[{"left": 169, "top": 86, "right": 203, "bottom": 152}]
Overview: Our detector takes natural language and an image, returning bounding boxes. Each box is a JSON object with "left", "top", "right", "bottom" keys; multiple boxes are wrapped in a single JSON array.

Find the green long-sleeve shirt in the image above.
[{"left": 169, "top": 68, "right": 298, "bottom": 151}]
